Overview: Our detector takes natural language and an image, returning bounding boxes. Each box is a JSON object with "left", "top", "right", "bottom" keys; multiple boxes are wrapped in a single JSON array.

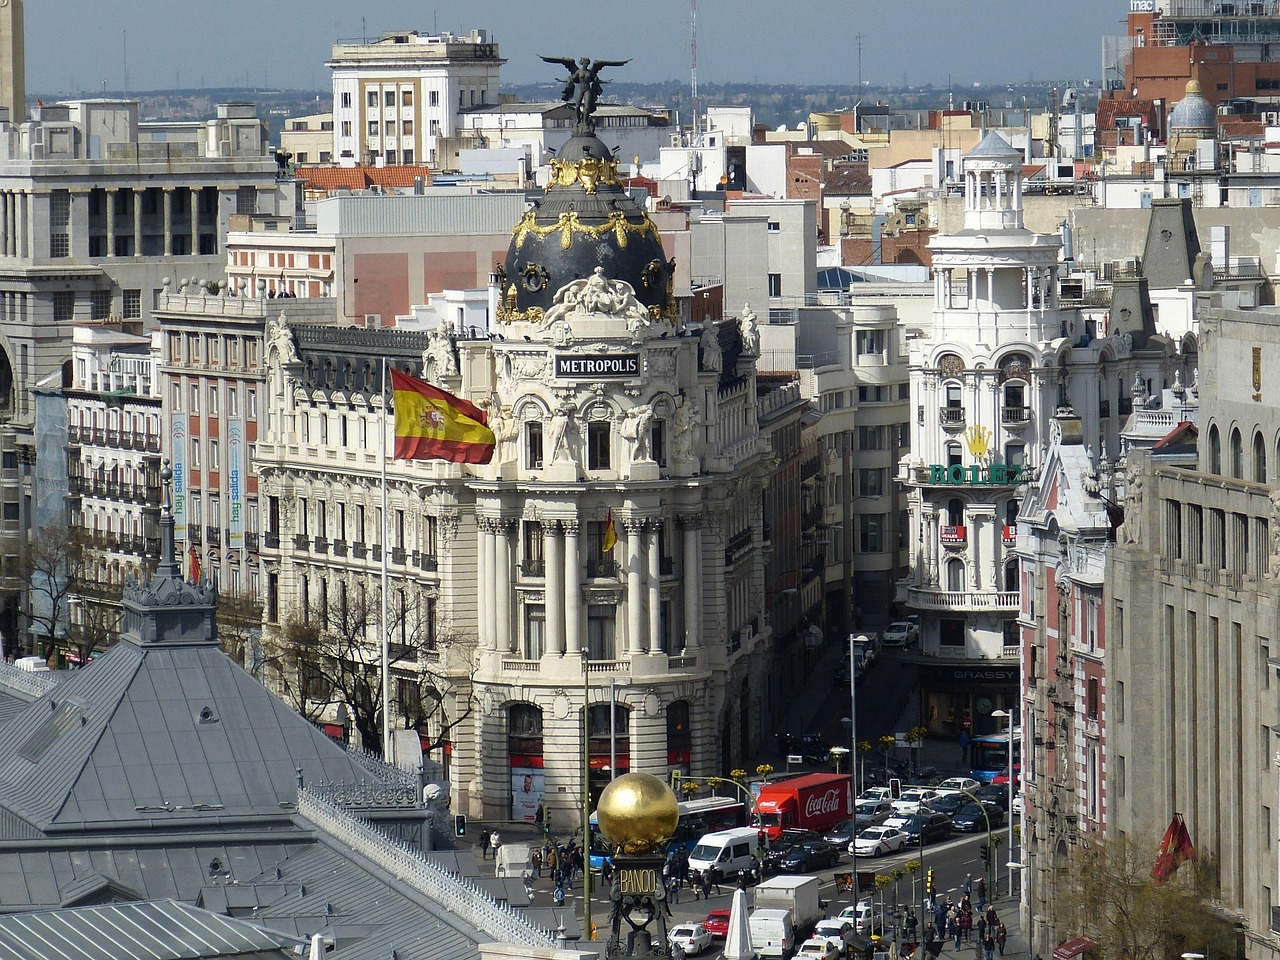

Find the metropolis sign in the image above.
[
  {"left": 554, "top": 354, "right": 640, "bottom": 378},
  {"left": 928, "top": 464, "right": 1023, "bottom": 486}
]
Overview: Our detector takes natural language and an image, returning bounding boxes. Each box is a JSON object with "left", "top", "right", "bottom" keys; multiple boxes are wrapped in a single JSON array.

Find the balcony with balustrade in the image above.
[
  {"left": 939, "top": 406, "right": 966, "bottom": 430},
  {"left": 906, "top": 586, "right": 1019, "bottom": 612}
]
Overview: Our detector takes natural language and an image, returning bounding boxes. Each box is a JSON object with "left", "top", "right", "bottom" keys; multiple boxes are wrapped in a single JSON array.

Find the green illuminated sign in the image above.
[{"left": 928, "top": 464, "right": 1022, "bottom": 485}]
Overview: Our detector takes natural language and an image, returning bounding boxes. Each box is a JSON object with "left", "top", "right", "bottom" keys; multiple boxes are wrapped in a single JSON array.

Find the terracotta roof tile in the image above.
[{"left": 296, "top": 165, "right": 433, "bottom": 193}]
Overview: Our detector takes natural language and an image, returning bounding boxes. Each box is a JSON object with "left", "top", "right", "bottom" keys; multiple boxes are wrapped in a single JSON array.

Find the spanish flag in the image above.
[
  {"left": 602, "top": 511, "right": 619, "bottom": 553},
  {"left": 1151, "top": 813, "right": 1195, "bottom": 883},
  {"left": 390, "top": 368, "right": 495, "bottom": 464},
  {"left": 188, "top": 543, "right": 201, "bottom": 585}
]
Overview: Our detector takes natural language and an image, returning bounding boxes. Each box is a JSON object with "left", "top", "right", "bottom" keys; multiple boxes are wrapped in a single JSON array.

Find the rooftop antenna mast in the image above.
[{"left": 690, "top": 0, "right": 699, "bottom": 145}]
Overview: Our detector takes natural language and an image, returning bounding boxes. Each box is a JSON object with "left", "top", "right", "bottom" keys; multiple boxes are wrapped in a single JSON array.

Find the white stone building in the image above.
[
  {"left": 256, "top": 123, "right": 772, "bottom": 824},
  {"left": 902, "top": 132, "right": 1182, "bottom": 738}
]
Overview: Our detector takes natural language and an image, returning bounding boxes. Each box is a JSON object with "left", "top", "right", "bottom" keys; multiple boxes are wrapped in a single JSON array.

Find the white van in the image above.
[
  {"left": 687, "top": 826, "right": 758, "bottom": 878},
  {"left": 748, "top": 907, "right": 796, "bottom": 959}
]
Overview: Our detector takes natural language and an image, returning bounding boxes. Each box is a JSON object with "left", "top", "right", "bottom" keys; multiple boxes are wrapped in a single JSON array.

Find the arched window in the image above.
[
  {"left": 1005, "top": 559, "right": 1019, "bottom": 593},
  {"left": 1254, "top": 431, "right": 1267, "bottom": 483},
  {"left": 947, "top": 498, "right": 965, "bottom": 527},
  {"left": 946, "top": 442, "right": 962, "bottom": 467},
  {"left": 946, "top": 558, "right": 966, "bottom": 592},
  {"left": 667, "top": 700, "right": 692, "bottom": 768},
  {"left": 1230, "top": 428, "right": 1244, "bottom": 479},
  {"left": 1208, "top": 424, "right": 1221, "bottom": 474}
]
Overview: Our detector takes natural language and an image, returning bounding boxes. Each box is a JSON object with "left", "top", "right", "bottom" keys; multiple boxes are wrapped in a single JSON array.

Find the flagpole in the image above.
[{"left": 381, "top": 357, "right": 392, "bottom": 759}]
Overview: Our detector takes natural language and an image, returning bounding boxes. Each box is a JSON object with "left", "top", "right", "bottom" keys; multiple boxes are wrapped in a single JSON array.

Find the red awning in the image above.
[
  {"left": 322, "top": 723, "right": 345, "bottom": 740},
  {"left": 1053, "top": 937, "right": 1099, "bottom": 960}
]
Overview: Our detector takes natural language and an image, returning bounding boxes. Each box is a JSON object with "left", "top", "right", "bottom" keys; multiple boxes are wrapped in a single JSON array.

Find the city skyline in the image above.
[{"left": 30, "top": 0, "right": 1120, "bottom": 96}]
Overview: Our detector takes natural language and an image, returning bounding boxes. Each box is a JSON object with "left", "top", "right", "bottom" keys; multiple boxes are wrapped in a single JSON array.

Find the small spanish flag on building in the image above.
[
  {"left": 390, "top": 368, "right": 495, "bottom": 464},
  {"left": 602, "top": 510, "right": 619, "bottom": 553},
  {"left": 188, "top": 543, "right": 201, "bottom": 585}
]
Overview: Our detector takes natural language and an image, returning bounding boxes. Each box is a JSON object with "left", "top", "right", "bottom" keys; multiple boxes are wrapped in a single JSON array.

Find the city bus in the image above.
[
  {"left": 969, "top": 728, "right": 1021, "bottom": 784},
  {"left": 588, "top": 795, "right": 747, "bottom": 868}
]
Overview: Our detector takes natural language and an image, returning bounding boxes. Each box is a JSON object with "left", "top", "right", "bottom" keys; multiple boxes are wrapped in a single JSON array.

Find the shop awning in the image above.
[{"left": 1053, "top": 936, "right": 1099, "bottom": 960}]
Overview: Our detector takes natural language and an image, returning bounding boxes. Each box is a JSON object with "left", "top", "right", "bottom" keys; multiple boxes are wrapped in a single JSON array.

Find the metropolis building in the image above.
[{"left": 256, "top": 100, "right": 772, "bottom": 824}]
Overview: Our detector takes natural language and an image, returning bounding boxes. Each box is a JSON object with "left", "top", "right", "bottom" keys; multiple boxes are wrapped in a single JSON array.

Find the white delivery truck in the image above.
[{"left": 754, "top": 875, "right": 823, "bottom": 934}]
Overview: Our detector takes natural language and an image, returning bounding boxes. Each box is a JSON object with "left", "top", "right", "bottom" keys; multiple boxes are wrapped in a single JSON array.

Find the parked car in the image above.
[
  {"left": 897, "top": 811, "right": 954, "bottom": 846},
  {"left": 764, "top": 829, "right": 822, "bottom": 872},
  {"left": 992, "top": 764, "right": 1022, "bottom": 789},
  {"left": 703, "top": 909, "right": 732, "bottom": 939},
  {"left": 823, "top": 819, "right": 857, "bottom": 847},
  {"left": 851, "top": 825, "right": 907, "bottom": 857},
  {"left": 928, "top": 792, "right": 969, "bottom": 816},
  {"left": 853, "top": 799, "right": 893, "bottom": 829},
  {"left": 858, "top": 787, "right": 893, "bottom": 803},
  {"left": 880, "top": 621, "right": 919, "bottom": 647},
  {"left": 669, "top": 923, "right": 714, "bottom": 956},
  {"left": 880, "top": 814, "right": 912, "bottom": 832},
  {"left": 797, "top": 937, "right": 842, "bottom": 960},
  {"left": 838, "top": 899, "right": 881, "bottom": 935},
  {"left": 936, "top": 776, "right": 981, "bottom": 795},
  {"left": 812, "top": 918, "right": 860, "bottom": 954},
  {"left": 977, "top": 784, "right": 1010, "bottom": 810},
  {"left": 1011, "top": 793, "right": 1024, "bottom": 817},
  {"left": 778, "top": 841, "right": 841, "bottom": 873},
  {"left": 891, "top": 788, "right": 940, "bottom": 815},
  {"left": 951, "top": 802, "right": 1005, "bottom": 833}
]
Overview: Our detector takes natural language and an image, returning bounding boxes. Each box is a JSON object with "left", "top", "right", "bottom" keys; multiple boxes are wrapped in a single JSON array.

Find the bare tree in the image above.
[
  {"left": 216, "top": 591, "right": 263, "bottom": 671},
  {"left": 1058, "top": 831, "right": 1237, "bottom": 960},
  {"left": 268, "top": 579, "right": 475, "bottom": 759},
  {"left": 69, "top": 580, "right": 124, "bottom": 665},
  {"left": 18, "top": 523, "right": 91, "bottom": 658}
]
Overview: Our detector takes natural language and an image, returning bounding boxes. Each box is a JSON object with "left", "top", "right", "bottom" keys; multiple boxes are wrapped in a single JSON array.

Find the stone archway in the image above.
[{"left": 0, "top": 342, "right": 14, "bottom": 417}]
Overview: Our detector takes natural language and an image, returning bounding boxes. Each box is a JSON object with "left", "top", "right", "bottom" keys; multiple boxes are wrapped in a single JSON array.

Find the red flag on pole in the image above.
[
  {"left": 1151, "top": 813, "right": 1195, "bottom": 883},
  {"left": 188, "top": 543, "right": 201, "bottom": 585}
]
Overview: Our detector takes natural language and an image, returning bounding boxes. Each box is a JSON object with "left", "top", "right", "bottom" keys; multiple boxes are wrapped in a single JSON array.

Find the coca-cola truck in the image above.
[{"left": 752, "top": 773, "right": 855, "bottom": 841}]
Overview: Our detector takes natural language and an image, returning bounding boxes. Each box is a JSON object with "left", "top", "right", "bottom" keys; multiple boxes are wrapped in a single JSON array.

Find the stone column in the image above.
[
  {"left": 564, "top": 520, "right": 583, "bottom": 656},
  {"left": 21, "top": 190, "right": 32, "bottom": 259},
  {"left": 495, "top": 518, "right": 514, "bottom": 653},
  {"left": 970, "top": 510, "right": 983, "bottom": 593},
  {"left": 624, "top": 518, "right": 645, "bottom": 655},
  {"left": 986, "top": 267, "right": 995, "bottom": 309},
  {"left": 545, "top": 521, "right": 565, "bottom": 656},
  {"left": 105, "top": 189, "right": 115, "bottom": 258},
  {"left": 646, "top": 521, "right": 662, "bottom": 654},
  {"left": 162, "top": 187, "right": 174, "bottom": 257},
  {"left": 190, "top": 187, "right": 200, "bottom": 256},
  {"left": 477, "top": 518, "right": 492, "bottom": 649},
  {"left": 132, "top": 188, "right": 143, "bottom": 257},
  {"left": 680, "top": 514, "right": 701, "bottom": 650},
  {"left": 0, "top": 192, "right": 9, "bottom": 257}
]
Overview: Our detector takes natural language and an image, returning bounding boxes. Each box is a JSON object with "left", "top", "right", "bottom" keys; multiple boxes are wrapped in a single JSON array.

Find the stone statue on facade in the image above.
[
  {"left": 619, "top": 403, "right": 655, "bottom": 462},
  {"left": 542, "top": 268, "right": 653, "bottom": 337},
  {"left": 738, "top": 303, "right": 760, "bottom": 356},
  {"left": 699, "top": 322, "right": 722, "bottom": 372},
  {"left": 424, "top": 323, "right": 459, "bottom": 379},
  {"left": 673, "top": 396, "right": 700, "bottom": 463},
  {"left": 267, "top": 311, "right": 298, "bottom": 364},
  {"left": 485, "top": 393, "right": 519, "bottom": 463},
  {"left": 547, "top": 402, "right": 577, "bottom": 464}
]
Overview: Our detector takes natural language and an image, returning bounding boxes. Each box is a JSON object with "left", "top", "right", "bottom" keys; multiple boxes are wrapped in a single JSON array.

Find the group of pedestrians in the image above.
[
  {"left": 477, "top": 828, "right": 501, "bottom": 861},
  {"left": 924, "top": 891, "right": 1007, "bottom": 958}
]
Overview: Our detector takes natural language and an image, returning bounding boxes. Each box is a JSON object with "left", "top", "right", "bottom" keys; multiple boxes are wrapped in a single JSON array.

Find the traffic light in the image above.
[
  {"left": 758, "top": 829, "right": 767, "bottom": 849},
  {"left": 889, "top": 777, "right": 902, "bottom": 800},
  {"left": 454, "top": 814, "right": 467, "bottom": 837},
  {"left": 980, "top": 843, "right": 990, "bottom": 864},
  {"left": 926, "top": 868, "right": 935, "bottom": 896}
]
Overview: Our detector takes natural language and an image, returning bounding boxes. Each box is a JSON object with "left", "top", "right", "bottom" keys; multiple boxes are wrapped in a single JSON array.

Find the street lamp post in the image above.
[
  {"left": 581, "top": 649, "right": 592, "bottom": 942},
  {"left": 992, "top": 708, "right": 1014, "bottom": 900},
  {"left": 850, "top": 634, "right": 868, "bottom": 904}
]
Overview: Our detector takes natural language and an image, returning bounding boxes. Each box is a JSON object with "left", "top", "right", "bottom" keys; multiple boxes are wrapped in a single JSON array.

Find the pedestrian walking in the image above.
[
  {"left": 959, "top": 905, "right": 973, "bottom": 943},
  {"left": 976, "top": 876, "right": 986, "bottom": 912},
  {"left": 983, "top": 932, "right": 996, "bottom": 960},
  {"left": 996, "top": 922, "right": 1007, "bottom": 956},
  {"left": 479, "top": 828, "right": 491, "bottom": 860},
  {"left": 531, "top": 846, "right": 542, "bottom": 879},
  {"left": 668, "top": 874, "right": 681, "bottom": 904},
  {"left": 977, "top": 915, "right": 987, "bottom": 941},
  {"left": 963, "top": 874, "right": 972, "bottom": 898},
  {"left": 710, "top": 867, "right": 723, "bottom": 896},
  {"left": 948, "top": 914, "right": 960, "bottom": 949},
  {"left": 701, "top": 869, "right": 713, "bottom": 901},
  {"left": 490, "top": 830, "right": 502, "bottom": 862}
]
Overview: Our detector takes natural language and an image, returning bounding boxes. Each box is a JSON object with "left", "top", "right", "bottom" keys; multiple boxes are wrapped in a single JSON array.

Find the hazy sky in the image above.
[{"left": 28, "top": 0, "right": 1124, "bottom": 94}]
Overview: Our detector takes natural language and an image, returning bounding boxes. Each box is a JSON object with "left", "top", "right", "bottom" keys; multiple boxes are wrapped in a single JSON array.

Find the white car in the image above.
[
  {"left": 669, "top": 923, "right": 714, "bottom": 956},
  {"left": 812, "top": 918, "right": 856, "bottom": 949},
  {"left": 838, "top": 899, "right": 880, "bottom": 935},
  {"left": 881, "top": 813, "right": 912, "bottom": 831},
  {"left": 1011, "top": 793, "right": 1024, "bottom": 816},
  {"left": 859, "top": 786, "right": 893, "bottom": 803},
  {"left": 797, "top": 937, "right": 841, "bottom": 960},
  {"left": 937, "top": 777, "right": 982, "bottom": 795},
  {"left": 880, "top": 621, "right": 919, "bottom": 646},
  {"left": 891, "top": 788, "right": 940, "bottom": 815},
  {"left": 851, "top": 825, "right": 907, "bottom": 857}
]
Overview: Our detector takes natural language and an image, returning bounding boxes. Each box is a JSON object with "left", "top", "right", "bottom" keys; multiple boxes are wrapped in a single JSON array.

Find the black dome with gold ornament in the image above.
[{"left": 496, "top": 58, "right": 675, "bottom": 326}]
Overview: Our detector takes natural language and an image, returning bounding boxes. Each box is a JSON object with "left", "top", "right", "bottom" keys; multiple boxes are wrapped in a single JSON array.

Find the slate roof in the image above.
[
  {"left": 0, "top": 640, "right": 376, "bottom": 835},
  {"left": 0, "top": 899, "right": 300, "bottom": 960}
]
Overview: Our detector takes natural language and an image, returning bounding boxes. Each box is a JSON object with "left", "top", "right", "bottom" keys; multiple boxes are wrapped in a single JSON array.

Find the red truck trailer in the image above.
[{"left": 752, "top": 773, "right": 854, "bottom": 841}]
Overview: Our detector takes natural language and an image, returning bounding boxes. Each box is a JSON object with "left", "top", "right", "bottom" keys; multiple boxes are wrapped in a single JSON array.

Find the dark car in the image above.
[
  {"left": 778, "top": 840, "right": 841, "bottom": 873},
  {"left": 780, "top": 733, "right": 831, "bottom": 765},
  {"left": 898, "top": 811, "right": 953, "bottom": 846},
  {"left": 977, "top": 784, "right": 1010, "bottom": 810},
  {"left": 764, "top": 829, "right": 822, "bottom": 871},
  {"left": 951, "top": 802, "right": 1005, "bottom": 833},
  {"left": 929, "top": 792, "right": 969, "bottom": 816},
  {"left": 704, "top": 909, "right": 732, "bottom": 938},
  {"left": 823, "top": 819, "right": 858, "bottom": 847}
]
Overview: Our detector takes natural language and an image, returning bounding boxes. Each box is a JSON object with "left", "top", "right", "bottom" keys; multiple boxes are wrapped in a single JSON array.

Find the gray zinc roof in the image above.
[
  {"left": 0, "top": 899, "right": 301, "bottom": 960},
  {"left": 966, "top": 131, "right": 1021, "bottom": 160},
  {"left": 0, "top": 639, "right": 379, "bottom": 834}
]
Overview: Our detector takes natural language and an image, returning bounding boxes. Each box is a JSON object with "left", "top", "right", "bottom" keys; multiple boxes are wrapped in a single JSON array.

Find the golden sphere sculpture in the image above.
[{"left": 595, "top": 772, "right": 680, "bottom": 855}]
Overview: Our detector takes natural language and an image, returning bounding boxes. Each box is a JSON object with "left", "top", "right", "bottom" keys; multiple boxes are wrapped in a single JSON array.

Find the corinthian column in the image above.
[
  {"left": 545, "top": 520, "right": 565, "bottom": 656},
  {"left": 564, "top": 520, "right": 583, "bottom": 656},
  {"left": 646, "top": 520, "right": 662, "bottom": 653},
  {"left": 624, "top": 517, "right": 645, "bottom": 656}
]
